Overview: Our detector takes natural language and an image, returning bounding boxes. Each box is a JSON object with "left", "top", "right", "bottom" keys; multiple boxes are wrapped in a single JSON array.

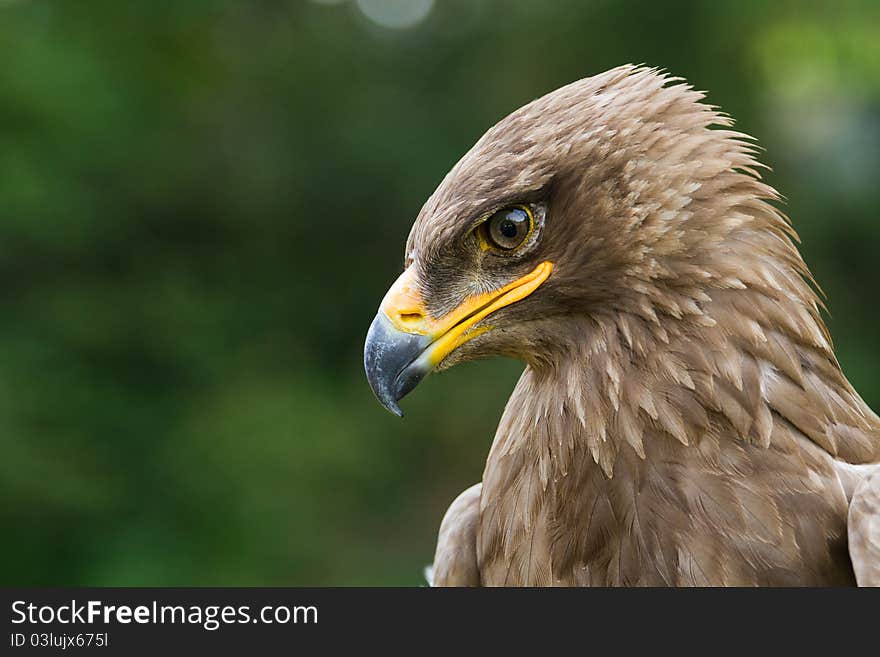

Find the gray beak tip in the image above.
[{"left": 364, "top": 312, "right": 431, "bottom": 417}]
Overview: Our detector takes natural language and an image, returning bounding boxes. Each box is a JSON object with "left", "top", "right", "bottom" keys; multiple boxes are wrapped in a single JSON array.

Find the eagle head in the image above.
[{"left": 364, "top": 65, "right": 801, "bottom": 417}]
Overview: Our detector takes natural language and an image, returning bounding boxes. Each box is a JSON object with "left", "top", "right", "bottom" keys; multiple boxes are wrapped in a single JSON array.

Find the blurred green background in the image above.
[{"left": 1, "top": 0, "right": 878, "bottom": 585}]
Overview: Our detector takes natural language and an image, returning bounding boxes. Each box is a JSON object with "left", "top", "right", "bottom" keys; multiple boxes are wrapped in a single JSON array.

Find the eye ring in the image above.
[{"left": 477, "top": 205, "right": 535, "bottom": 254}]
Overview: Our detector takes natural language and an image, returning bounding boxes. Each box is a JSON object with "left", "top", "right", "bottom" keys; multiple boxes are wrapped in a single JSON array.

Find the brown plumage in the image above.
[{"left": 364, "top": 65, "right": 880, "bottom": 586}]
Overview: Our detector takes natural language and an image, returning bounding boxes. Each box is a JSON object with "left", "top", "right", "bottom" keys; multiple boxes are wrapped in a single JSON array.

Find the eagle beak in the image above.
[
  {"left": 364, "top": 261, "right": 553, "bottom": 416},
  {"left": 363, "top": 312, "right": 432, "bottom": 417}
]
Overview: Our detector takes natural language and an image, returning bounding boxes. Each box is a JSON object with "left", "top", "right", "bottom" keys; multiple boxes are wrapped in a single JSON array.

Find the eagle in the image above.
[{"left": 363, "top": 65, "right": 880, "bottom": 586}]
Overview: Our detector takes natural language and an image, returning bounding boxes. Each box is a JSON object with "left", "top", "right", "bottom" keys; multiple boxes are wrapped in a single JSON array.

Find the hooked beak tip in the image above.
[{"left": 363, "top": 312, "right": 431, "bottom": 417}]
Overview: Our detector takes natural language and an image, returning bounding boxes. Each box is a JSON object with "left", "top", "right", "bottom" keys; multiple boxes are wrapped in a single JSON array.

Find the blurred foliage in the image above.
[{"left": 0, "top": 0, "right": 878, "bottom": 585}]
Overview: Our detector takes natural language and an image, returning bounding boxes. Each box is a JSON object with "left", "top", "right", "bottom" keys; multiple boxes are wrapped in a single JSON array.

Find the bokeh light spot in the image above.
[{"left": 356, "top": 0, "right": 434, "bottom": 30}]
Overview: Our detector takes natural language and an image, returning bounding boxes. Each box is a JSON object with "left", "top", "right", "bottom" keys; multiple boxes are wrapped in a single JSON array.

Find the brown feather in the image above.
[{"left": 419, "top": 66, "right": 880, "bottom": 586}]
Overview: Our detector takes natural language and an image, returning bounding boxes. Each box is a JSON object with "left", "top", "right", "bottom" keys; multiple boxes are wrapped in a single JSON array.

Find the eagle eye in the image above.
[{"left": 478, "top": 205, "right": 534, "bottom": 253}]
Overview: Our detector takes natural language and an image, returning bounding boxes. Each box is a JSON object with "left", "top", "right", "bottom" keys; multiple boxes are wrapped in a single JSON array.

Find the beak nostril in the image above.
[{"left": 398, "top": 311, "right": 424, "bottom": 325}]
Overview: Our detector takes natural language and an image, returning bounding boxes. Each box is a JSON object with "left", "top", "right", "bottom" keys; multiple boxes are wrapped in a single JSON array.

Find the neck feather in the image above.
[{"left": 494, "top": 276, "right": 878, "bottom": 481}]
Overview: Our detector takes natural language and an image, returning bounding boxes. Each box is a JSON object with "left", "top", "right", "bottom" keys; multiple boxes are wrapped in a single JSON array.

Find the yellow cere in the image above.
[{"left": 381, "top": 261, "right": 554, "bottom": 366}]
